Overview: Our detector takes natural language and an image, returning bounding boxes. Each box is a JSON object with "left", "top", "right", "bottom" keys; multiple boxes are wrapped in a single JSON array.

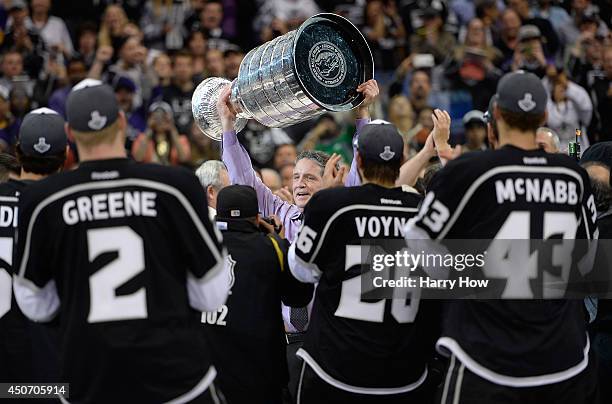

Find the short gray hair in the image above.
[
  {"left": 536, "top": 127, "right": 561, "bottom": 151},
  {"left": 296, "top": 150, "right": 338, "bottom": 174},
  {"left": 195, "top": 160, "right": 227, "bottom": 190}
]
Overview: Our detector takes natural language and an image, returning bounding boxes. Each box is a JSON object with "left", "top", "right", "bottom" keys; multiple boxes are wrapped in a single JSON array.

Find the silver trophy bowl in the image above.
[{"left": 192, "top": 13, "right": 374, "bottom": 141}]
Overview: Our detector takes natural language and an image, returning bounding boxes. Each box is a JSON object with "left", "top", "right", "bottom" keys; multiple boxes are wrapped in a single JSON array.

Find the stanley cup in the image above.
[{"left": 192, "top": 13, "right": 374, "bottom": 141}]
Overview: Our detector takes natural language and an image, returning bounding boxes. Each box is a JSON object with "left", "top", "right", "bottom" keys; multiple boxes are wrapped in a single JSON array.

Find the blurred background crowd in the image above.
[{"left": 0, "top": 0, "right": 609, "bottom": 177}]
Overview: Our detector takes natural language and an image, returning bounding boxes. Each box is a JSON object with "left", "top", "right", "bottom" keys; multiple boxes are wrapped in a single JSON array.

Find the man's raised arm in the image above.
[
  {"left": 345, "top": 79, "right": 379, "bottom": 187},
  {"left": 217, "top": 86, "right": 300, "bottom": 226}
]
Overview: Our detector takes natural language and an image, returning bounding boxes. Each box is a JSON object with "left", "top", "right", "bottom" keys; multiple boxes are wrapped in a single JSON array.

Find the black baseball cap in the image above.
[
  {"left": 66, "top": 79, "right": 120, "bottom": 132},
  {"left": 18, "top": 108, "right": 67, "bottom": 157},
  {"left": 496, "top": 71, "right": 547, "bottom": 115},
  {"left": 463, "top": 110, "right": 486, "bottom": 127},
  {"left": 357, "top": 120, "right": 404, "bottom": 164},
  {"left": 216, "top": 185, "right": 259, "bottom": 220},
  {"left": 582, "top": 142, "right": 612, "bottom": 172}
]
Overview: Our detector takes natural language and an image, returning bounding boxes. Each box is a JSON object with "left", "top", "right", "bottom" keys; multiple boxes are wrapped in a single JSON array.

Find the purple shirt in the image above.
[{"left": 221, "top": 118, "right": 369, "bottom": 243}]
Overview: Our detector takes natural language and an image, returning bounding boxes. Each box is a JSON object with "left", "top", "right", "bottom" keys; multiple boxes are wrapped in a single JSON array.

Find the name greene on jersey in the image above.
[
  {"left": 62, "top": 191, "right": 157, "bottom": 225},
  {"left": 495, "top": 177, "right": 579, "bottom": 205}
]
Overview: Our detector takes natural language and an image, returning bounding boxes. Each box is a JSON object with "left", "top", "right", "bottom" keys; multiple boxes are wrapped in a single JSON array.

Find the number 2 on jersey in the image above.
[
  {"left": 334, "top": 245, "right": 420, "bottom": 324},
  {"left": 87, "top": 227, "right": 147, "bottom": 323}
]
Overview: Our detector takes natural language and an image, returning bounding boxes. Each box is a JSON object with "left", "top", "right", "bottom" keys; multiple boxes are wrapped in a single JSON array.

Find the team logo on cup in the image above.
[{"left": 309, "top": 41, "right": 347, "bottom": 88}]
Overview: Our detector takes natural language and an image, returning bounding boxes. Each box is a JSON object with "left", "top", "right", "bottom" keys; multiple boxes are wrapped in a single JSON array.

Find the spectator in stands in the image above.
[
  {"left": 536, "top": 127, "right": 561, "bottom": 153},
  {"left": 48, "top": 57, "right": 87, "bottom": 118},
  {"left": 0, "top": 51, "right": 34, "bottom": 97},
  {"left": 205, "top": 48, "right": 226, "bottom": 77},
  {"left": 273, "top": 143, "right": 298, "bottom": 171},
  {"left": 224, "top": 46, "right": 244, "bottom": 81},
  {"left": 150, "top": 53, "right": 173, "bottom": 98},
  {"left": 189, "top": 121, "right": 220, "bottom": 166},
  {"left": 408, "top": 69, "right": 432, "bottom": 117},
  {"left": 388, "top": 94, "right": 415, "bottom": 138},
  {"left": 161, "top": 51, "right": 195, "bottom": 135},
  {"left": 507, "top": 0, "right": 560, "bottom": 58},
  {"left": 260, "top": 17, "right": 289, "bottom": 43},
  {"left": 2, "top": 0, "right": 45, "bottom": 78},
  {"left": 279, "top": 163, "right": 294, "bottom": 190},
  {"left": 495, "top": 8, "right": 522, "bottom": 72},
  {"left": 184, "top": 0, "right": 206, "bottom": 34},
  {"left": 409, "top": 4, "right": 456, "bottom": 64},
  {"left": 462, "top": 110, "right": 488, "bottom": 152},
  {"left": 511, "top": 25, "right": 549, "bottom": 77},
  {"left": 474, "top": 0, "right": 500, "bottom": 46},
  {"left": 140, "top": 0, "right": 188, "bottom": 51},
  {"left": 195, "top": 159, "right": 229, "bottom": 219},
  {"left": 589, "top": 46, "right": 612, "bottom": 142},
  {"left": 75, "top": 22, "right": 98, "bottom": 68},
  {"left": 132, "top": 101, "right": 191, "bottom": 165},
  {"left": 261, "top": 168, "right": 283, "bottom": 193},
  {"left": 255, "top": 0, "right": 319, "bottom": 42},
  {"left": 98, "top": 4, "right": 130, "bottom": 53},
  {"left": 362, "top": 0, "right": 406, "bottom": 71},
  {"left": 30, "top": 0, "right": 74, "bottom": 59},
  {"left": 568, "top": 31, "right": 604, "bottom": 89},
  {"left": 199, "top": 0, "right": 231, "bottom": 51},
  {"left": 0, "top": 86, "right": 19, "bottom": 153},
  {"left": 9, "top": 85, "right": 30, "bottom": 122},
  {"left": 447, "top": 17, "right": 502, "bottom": 110},
  {"left": 113, "top": 75, "right": 146, "bottom": 147},
  {"left": 559, "top": 0, "right": 609, "bottom": 49},
  {"left": 238, "top": 121, "right": 293, "bottom": 168},
  {"left": 187, "top": 30, "right": 208, "bottom": 78},
  {"left": 107, "top": 36, "right": 150, "bottom": 109},
  {"left": 544, "top": 69, "right": 592, "bottom": 148},
  {"left": 532, "top": 0, "right": 571, "bottom": 38},
  {"left": 298, "top": 114, "right": 353, "bottom": 165}
]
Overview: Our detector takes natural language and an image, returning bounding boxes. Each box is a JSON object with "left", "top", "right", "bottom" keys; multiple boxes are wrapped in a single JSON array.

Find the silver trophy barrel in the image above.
[{"left": 192, "top": 13, "right": 373, "bottom": 140}]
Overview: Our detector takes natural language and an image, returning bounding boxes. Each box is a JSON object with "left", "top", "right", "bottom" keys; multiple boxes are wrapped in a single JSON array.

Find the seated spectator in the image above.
[
  {"left": 511, "top": 25, "right": 549, "bottom": 77},
  {"left": 462, "top": 109, "right": 487, "bottom": 152},
  {"left": 112, "top": 75, "right": 146, "bottom": 149},
  {"left": 589, "top": 46, "right": 612, "bottom": 142},
  {"left": 224, "top": 46, "right": 244, "bottom": 81},
  {"left": 187, "top": 30, "right": 208, "bottom": 78},
  {"left": 536, "top": 127, "right": 561, "bottom": 153},
  {"left": 409, "top": 4, "right": 456, "bottom": 64},
  {"left": 0, "top": 86, "right": 20, "bottom": 153},
  {"left": 160, "top": 51, "right": 196, "bottom": 135},
  {"left": 205, "top": 48, "right": 226, "bottom": 78},
  {"left": 75, "top": 22, "right": 98, "bottom": 68},
  {"left": 362, "top": 0, "right": 406, "bottom": 71},
  {"left": 1, "top": 0, "right": 46, "bottom": 78},
  {"left": 107, "top": 36, "right": 150, "bottom": 109},
  {"left": 132, "top": 101, "right": 191, "bottom": 165},
  {"left": 30, "top": 0, "right": 74, "bottom": 59},
  {"left": 495, "top": 8, "right": 522, "bottom": 72},
  {"left": 48, "top": 56, "right": 87, "bottom": 118},
  {"left": 140, "top": 0, "right": 188, "bottom": 51},
  {"left": 544, "top": 69, "right": 593, "bottom": 148},
  {"left": 446, "top": 17, "right": 502, "bottom": 110}
]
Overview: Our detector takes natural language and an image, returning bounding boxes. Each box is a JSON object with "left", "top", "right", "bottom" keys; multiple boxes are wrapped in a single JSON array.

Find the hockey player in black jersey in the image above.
[
  {"left": 0, "top": 108, "right": 66, "bottom": 385},
  {"left": 288, "top": 120, "right": 442, "bottom": 403},
  {"left": 13, "top": 79, "right": 229, "bottom": 403},
  {"left": 405, "top": 71, "right": 600, "bottom": 404}
]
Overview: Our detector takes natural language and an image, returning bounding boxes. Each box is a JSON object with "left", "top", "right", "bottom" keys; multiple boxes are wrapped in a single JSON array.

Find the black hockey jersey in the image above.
[
  {"left": 406, "top": 145, "right": 598, "bottom": 385},
  {"left": 292, "top": 183, "right": 441, "bottom": 393},
  {"left": 14, "top": 158, "right": 224, "bottom": 403}
]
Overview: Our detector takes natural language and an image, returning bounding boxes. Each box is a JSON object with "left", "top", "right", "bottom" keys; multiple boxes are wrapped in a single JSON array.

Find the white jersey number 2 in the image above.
[{"left": 87, "top": 227, "right": 147, "bottom": 323}]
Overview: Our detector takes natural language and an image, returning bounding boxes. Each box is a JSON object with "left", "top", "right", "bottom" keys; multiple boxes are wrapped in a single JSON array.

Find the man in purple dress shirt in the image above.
[{"left": 216, "top": 79, "right": 379, "bottom": 243}]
